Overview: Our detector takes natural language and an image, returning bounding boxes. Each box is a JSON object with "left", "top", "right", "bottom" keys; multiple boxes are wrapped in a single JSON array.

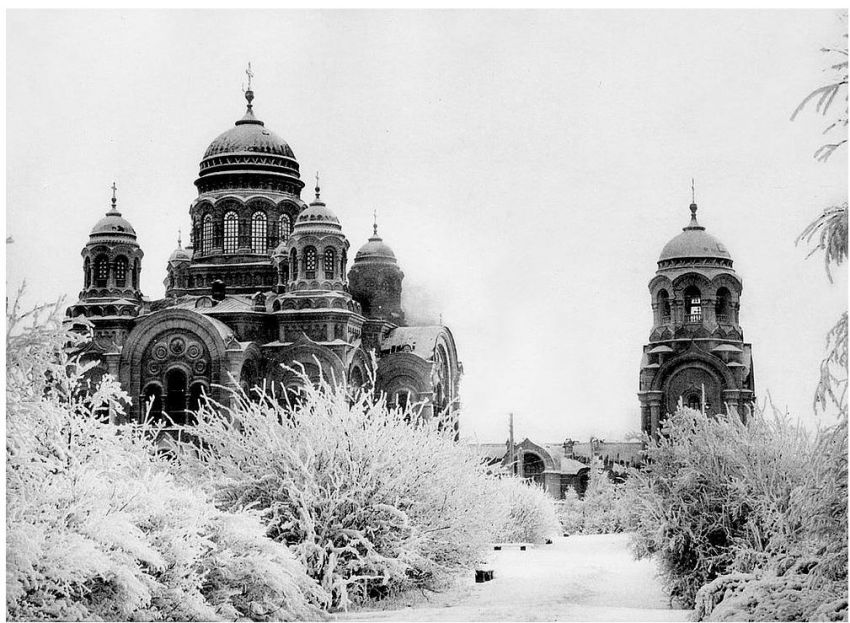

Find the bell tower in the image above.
[{"left": 638, "top": 197, "right": 755, "bottom": 437}]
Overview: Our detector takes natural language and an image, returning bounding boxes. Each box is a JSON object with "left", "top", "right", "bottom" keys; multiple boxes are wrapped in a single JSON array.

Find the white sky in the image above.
[{"left": 6, "top": 10, "right": 848, "bottom": 442}]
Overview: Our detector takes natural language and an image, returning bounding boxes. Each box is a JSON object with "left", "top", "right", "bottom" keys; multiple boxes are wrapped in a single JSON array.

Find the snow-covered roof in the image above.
[{"left": 381, "top": 326, "right": 445, "bottom": 360}]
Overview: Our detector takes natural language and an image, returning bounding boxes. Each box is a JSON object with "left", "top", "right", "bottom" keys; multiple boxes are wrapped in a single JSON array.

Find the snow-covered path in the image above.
[{"left": 336, "top": 534, "right": 692, "bottom": 621}]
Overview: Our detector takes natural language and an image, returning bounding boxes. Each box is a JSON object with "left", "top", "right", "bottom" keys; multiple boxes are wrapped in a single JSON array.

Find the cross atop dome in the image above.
[{"left": 108, "top": 181, "right": 121, "bottom": 216}]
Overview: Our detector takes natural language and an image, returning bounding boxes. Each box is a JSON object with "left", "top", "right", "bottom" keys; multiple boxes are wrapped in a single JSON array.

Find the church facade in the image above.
[
  {"left": 66, "top": 82, "right": 462, "bottom": 426},
  {"left": 638, "top": 200, "right": 755, "bottom": 436}
]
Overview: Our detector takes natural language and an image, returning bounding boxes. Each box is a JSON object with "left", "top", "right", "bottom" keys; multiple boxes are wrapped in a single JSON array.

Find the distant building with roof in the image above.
[
  {"left": 470, "top": 437, "right": 643, "bottom": 499},
  {"left": 66, "top": 77, "right": 461, "bottom": 426},
  {"left": 638, "top": 199, "right": 755, "bottom": 436}
]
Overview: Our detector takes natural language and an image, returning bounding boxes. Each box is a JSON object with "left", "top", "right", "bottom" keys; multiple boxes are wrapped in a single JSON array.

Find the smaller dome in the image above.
[
  {"left": 168, "top": 232, "right": 190, "bottom": 263},
  {"left": 658, "top": 203, "right": 732, "bottom": 263},
  {"left": 355, "top": 231, "right": 397, "bottom": 264},
  {"left": 169, "top": 247, "right": 191, "bottom": 263},
  {"left": 90, "top": 211, "right": 137, "bottom": 237},
  {"left": 89, "top": 189, "right": 138, "bottom": 242},
  {"left": 296, "top": 202, "right": 340, "bottom": 226},
  {"left": 292, "top": 185, "right": 343, "bottom": 234}
]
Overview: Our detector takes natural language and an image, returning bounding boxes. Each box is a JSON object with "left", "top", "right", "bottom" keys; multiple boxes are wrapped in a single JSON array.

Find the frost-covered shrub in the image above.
[
  {"left": 628, "top": 406, "right": 848, "bottom": 613},
  {"left": 178, "top": 374, "right": 500, "bottom": 610},
  {"left": 554, "top": 461, "right": 631, "bottom": 535},
  {"left": 6, "top": 298, "right": 323, "bottom": 621},
  {"left": 492, "top": 476, "right": 561, "bottom": 544}
]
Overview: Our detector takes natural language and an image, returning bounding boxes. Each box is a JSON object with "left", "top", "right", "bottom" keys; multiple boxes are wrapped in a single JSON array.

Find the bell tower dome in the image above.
[
  {"left": 638, "top": 196, "right": 755, "bottom": 437},
  {"left": 67, "top": 183, "right": 144, "bottom": 348},
  {"left": 348, "top": 215, "right": 405, "bottom": 325}
]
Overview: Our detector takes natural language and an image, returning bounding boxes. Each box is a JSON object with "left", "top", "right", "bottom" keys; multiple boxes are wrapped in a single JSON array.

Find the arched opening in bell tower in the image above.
[
  {"left": 684, "top": 285, "right": 702, "bottom": 323},
  {"left": 715, "top": 287, "right": 731, "bottom": 323}
]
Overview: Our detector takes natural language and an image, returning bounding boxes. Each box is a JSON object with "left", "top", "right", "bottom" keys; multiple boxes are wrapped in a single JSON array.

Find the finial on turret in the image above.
[
  {"left": 177, "top": 229, "right": 182, "bottom": 248},
  {"left": 315, "top": 171, "right": 320, "bottom": 200},
  {"left": 684, "top": 179, "right": 705, "bottom": 231},
  {"left": 373, "top": 209, "right": 378, "bottom": 236},
  {"left": 243, "top": 62, "right": 254, "bottom": 110},
  {"left": 107, "top": 181, "right": 121, "bottom": 215}
]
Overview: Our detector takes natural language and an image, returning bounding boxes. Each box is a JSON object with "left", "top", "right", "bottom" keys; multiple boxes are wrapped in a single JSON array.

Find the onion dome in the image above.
[
  {"left": 195, "top": 82, "right": 303, "bottom": 193},
  {"left": 658, "top": 202, "right": 732, "bottom": 265},
  {"left": 168, "top": 231, "right": 191, "bottom": 264},
  {"left": 292, "top": 181, "right": 343, "bottom": 234},
  {"left": 354, "top": 221, "right": 397, "bottom": 265},
  {"left": 89, "top": 184, "right": 138, "bottom": 243}
]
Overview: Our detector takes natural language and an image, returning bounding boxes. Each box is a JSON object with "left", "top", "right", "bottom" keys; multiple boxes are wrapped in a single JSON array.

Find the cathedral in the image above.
[
  {"left": 638, "top": 199, "right": 755, "bottom": 436},
  {"left": 66, "top": 78, "right": 462, "bottom": 426}
]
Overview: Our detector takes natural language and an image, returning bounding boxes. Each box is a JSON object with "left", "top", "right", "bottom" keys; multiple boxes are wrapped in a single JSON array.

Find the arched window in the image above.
[
  {"left": 223, "top": 211, "right": 238, "bottom": 254},
  {"left": 114, "top": 256, "right": 128, "bottom": 287},
  {"left": 279, "top": 214, "right": 291, "bottom": 244},
  {"left": 657, "top": 289, "right": 671, "bottom": 324},
  {"left": 341, "top": 249, "right": 347, "bottom": 276},
  {"left": 133, "top": 259, "right": 139, "bottom": 289},
  {"left": 251, "top": 211, "right": 267, "bottom": 254},
  {"left": 290, "top": 248, "right": 298, "bottom": 280},
  {"left": 83, "top": 257, "right": 91, "bottom": 288},
  {"left": 715, "top": 287, "right": 731, "bottom": 323},
  {"left": 684, "top": 285, "right": 702, "bottom": 323},
  {"left": 304, "top": 246, "right": 317, "bottom": 279},
  {"left": 94, "top": 255, "right": 109, "bottom": 287},
  {"left": 202, "top": 214, "right": 213, "bottom": 254},
  {"left": 324, "top": 247, "right": 336, "bottom": 279}
]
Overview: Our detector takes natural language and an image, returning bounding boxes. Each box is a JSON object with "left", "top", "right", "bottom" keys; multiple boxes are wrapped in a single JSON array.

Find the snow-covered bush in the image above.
[
  {"left": 491, "top": 476, "right": 561, "bottom": 544},
  {"left": 177, "top": 373, "right": 500, "bottom": 611},
  {"left": 554, "top": 461, "right": 631, "bottom": 535},
  {"left": 628, "top": 406, "right": 848, "bottom": 613},
  {"left": 6, "top": 297, "right": 324, "bottom": 621}
]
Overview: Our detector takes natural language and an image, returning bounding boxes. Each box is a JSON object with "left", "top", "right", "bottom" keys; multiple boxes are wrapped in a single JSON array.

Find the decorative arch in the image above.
[{"left": 119, "top": 309, "right": 231, "bottom": 420}]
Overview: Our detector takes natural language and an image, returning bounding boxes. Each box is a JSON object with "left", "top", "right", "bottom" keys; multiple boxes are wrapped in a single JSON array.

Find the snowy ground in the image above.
[{"left": 336, "top": 534, "right": 692, "bottom": 622}]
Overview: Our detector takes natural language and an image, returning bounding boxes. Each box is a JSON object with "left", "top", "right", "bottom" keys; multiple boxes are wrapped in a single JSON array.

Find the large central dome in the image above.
[
  {"left": 203, "top": 111, "right": 295, "bottom": 159},
  {"left": 195, "top": 88, "right": 303, "bottom": 195}
]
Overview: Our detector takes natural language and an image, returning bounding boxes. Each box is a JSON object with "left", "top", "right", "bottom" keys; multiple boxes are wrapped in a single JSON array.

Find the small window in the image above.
[
  {"left": 84, "top": 258, "right": 91, "bottom": 288},
  {"left": 290, "top": 248, "right": 298, "bottom": 280},
  {"left": 251, "top": 211, "right": 267, "bottom": 254},
  {"left": 324, "top": 247, "right": 336, "bottom": 279},
  {"left": 305, "top": 246, "right": 317, "bottom": 279},
  {"left": 223, "top": 211, "right": 238, "bottom": 254}
]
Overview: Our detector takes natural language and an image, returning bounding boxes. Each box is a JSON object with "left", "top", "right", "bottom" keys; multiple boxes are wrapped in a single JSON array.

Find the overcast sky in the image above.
[{"left": 7, "top": 10, "right": 847, "bottom": 442}]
